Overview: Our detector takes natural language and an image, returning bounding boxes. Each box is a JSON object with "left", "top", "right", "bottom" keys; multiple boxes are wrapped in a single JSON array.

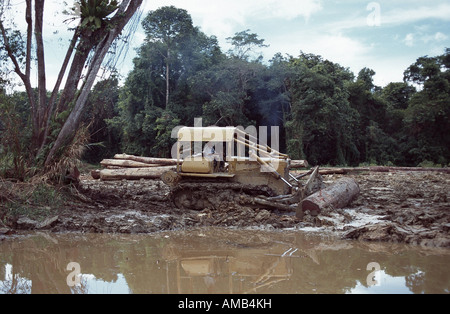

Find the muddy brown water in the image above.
[{"left": 0, "top": 228, "right": 449, "bottom": 294}]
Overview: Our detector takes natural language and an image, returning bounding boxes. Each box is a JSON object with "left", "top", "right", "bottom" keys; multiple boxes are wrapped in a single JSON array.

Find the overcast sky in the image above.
[{"left": 4, "top": 0, "right": 450, "bottom": 89}]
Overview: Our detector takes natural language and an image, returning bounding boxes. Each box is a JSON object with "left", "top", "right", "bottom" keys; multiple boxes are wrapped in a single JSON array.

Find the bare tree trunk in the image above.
[
  {"left": 25, "top": 0, "right": 32, "bottom": 79},
  {"left": 114, "top": 154, "right": 177, "bottom": 166},
  {"left": 100, "top": 166, "right": 175, "bottom": 181},
  {"left": 101, "top": 159, "right": 167, "bottom": 168},
  {"left": 34, "top": 0, "right": 47, "bottom": 149},
  {"left": 24, "top": 0, "right": 40, "bottom": 150},
  {"left": 37, "top": 28, "right": 81, "bottom": 156},
  {"left": 55, "top": 37, "right": 94, "bottom": 115},
  {"left": 166, "top": 49, "right": 170, "bottom": 109}
]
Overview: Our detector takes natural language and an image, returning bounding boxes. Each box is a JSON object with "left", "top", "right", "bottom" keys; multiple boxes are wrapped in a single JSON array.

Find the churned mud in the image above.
[{"left": 2, "top": 170, "right": 449, "bottom": 248}]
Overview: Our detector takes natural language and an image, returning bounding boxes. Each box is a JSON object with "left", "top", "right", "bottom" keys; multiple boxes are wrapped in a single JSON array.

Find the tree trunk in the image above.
[
  {"left": 165, "top": 49, "right": 170, "bottom": 109},
  {"left": 250, "top": 197, "right": 296, "bottom": 212},
  {"left": 114, "top": 154, "right": 178, "bottom": 166},
  {"left": 297, "top": 177, "right": 360, "bottom": 218},
  {"left": 100, "top": 159, "right": 167, "bottom": 168},
  {"left": 290, "top": 160, "right": 309, "bottom": 168},
  {"left": 292, "top": 166, "right": 450, "bottom": 176},
  {"left": 99, "top": 166, "right": 175, "bottom": 181},
  {"left": 55, "top": 38, "right": 93, "bottom": 115},
  {"left": 37, "top": 28, "right": 81, "bottom": 156},
  {"left": 34, "top": 0, "right": 46, "bottom": 126}
]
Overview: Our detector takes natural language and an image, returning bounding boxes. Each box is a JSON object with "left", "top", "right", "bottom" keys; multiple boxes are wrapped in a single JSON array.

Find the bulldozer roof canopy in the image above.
[{"left": 177, "top": 127, "right": 240, "bottom": 143}]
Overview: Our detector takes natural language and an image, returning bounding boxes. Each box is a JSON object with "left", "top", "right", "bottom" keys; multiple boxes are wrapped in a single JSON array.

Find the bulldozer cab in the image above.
[{"left": 176, "top": 127, "right": 236, "bottom": 175}]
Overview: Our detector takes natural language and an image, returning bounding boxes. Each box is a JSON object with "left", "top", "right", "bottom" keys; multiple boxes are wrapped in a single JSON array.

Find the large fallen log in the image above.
[
  {"left": 114, "top": 154, "right": 177, "bottom": 166},
  {"left": 292, "top": 166, "right": 450, "bottom": 176},
  {"left": 100, "top": 159, "right": 164, "bottom": 168},
  {"left": 100, "top": 166, "right": 175, "bottom": 181},
  {"left": 369, "top": 166, "right": 450, "bottom": 173},
  {"left": 297, "top": 177, "right": 360, "bottom": 219}
]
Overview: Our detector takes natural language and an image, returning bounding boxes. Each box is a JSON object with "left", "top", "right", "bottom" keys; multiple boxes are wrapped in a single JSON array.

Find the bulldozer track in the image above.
[{"left": 169, "top": 181, "right": 277, "bottom": 211}]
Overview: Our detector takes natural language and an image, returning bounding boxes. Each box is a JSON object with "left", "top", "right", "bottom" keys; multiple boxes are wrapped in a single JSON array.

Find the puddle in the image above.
[{"left": 0, "top": 228, "right": 449, "bottom": 294}]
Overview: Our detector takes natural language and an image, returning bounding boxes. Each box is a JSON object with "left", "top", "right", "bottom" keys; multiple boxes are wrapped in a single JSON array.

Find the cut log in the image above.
[
  {"left": 114, "top": 154, "right": 177, "bottom": 166},
  {"left": 91, "top": 169, "right": 101, "bottom": 180},
  {"left": 297, "top": 177, "right": 360, "bottom": 218},
  {"left": 369, "top": 166, "right": 450, "bottom": 173},
  {"left": 100, "top": 166, "right": 175, "bottom": 181},
  {"left": 292, "top": 166, "right": 450, "bottom": 176},
  {"left": 253, "top": 197, "right": 297, "bottom": 212},
  {"left": 317, "top": 168, "right": 346, "bottom": 175},
  {"left": 239, "top": 196, "right": 296, "bottom": 212},
  {"left": 290, "top": 160, "right": 309, "bottom": 168},
  {"left": 100, "top": 159, "right": 164, "bottom": 168}
]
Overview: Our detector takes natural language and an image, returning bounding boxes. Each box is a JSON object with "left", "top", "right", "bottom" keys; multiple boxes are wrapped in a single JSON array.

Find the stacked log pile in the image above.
[
  {"left": 93, "top": 154, "right": 177, "bottom": 181},
  {"left": 93, "top": 154, "right": 310, "bottom": 181}
]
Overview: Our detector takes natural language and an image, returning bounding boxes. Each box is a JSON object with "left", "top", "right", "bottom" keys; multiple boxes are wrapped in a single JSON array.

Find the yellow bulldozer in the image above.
[{"left": 161, "top": 127, "right": 322, "bottom": 212}]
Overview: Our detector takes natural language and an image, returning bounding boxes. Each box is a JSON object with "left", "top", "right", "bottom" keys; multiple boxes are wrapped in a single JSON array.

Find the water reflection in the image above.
[{"left": 0, "top": 229, "right": 449, "bottom": 294}]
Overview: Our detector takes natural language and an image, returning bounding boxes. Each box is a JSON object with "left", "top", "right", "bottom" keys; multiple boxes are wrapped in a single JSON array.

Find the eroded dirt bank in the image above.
[{"left": 2, "top": 170, "right": 449, "bottom": 248}]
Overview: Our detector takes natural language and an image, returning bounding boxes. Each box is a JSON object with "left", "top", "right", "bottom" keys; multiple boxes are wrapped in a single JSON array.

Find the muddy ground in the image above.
[{"left": 2, "top": 170, "right": 449, "bottom": 248}]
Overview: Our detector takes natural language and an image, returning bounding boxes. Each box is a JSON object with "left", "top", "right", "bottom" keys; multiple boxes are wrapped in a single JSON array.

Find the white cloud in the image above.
[
  {"left": 326, "top": 2, "right": 450, "bottom": 33},
  {"left": 404, "top": 33, "right": 415, "bottom": 47},
  {"left": 381, "top": 3, "right": 450, "bottom": 26},
  {"left": 433, "top": 32, "right": 448, "bottom": 42},
  {"left": 142, "top": 0, "right": 323, "bottom": 38},
  {"left": 304, "top": 34, "right": 371, "bottom": 66},
  {"left": 403, "top": 31, "right": 449, "bottom": 47},
  {"left": 250, "top": 0, "right": 322, "bottom": 21},
  {"left": 263, "top": 30, "right": 373, "bottom": 72}
]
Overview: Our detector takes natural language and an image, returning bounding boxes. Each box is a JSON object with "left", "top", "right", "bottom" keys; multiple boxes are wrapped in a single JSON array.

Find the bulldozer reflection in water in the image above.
[
  {"left": 162, "top": 236, "right": 295, "bottom": 294},
  {"left": 162, "top": 126, "right": 319, "bottom": 212}
]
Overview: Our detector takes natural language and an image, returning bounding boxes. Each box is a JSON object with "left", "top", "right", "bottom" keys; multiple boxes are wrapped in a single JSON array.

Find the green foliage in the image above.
[
  {"left": 226, "top": 29, "right": 269, "bottom": 61},
  {"left": 285, "top": 53, "right": 359, "bottom": 166},
  {"left": 142, "top": 5, "right": 193, "bottom": 45},
  {"left": 347, "top": 68, "right": 391, "bottom": 164},
  {"left": 0, "top": 92, "right": 32, "bottom": 180},
  {"left": 82, "top": 77, "right": 121, "bottom": 163},
  {"left": 154, "top": 110, "right": 180, "bottom": 157},
  {"left": 79, "top": 0, "right": 119, "bottom": 31},
  {"left": 191, "top": 57, "right": 263, "bottom": 127},
  {"left": 402, "top": 49, "right": 450, "bottom": 165}
]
